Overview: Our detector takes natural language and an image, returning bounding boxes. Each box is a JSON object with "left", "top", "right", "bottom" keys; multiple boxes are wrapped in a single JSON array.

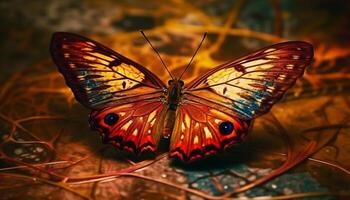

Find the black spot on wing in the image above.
[
  {"left": 223, "top": 87, "right": 227, "bottom": 95},
  {"left": 109, "top": 59, "right": 122, "bottom": 67},
  {"left": 234, "top": 64, "right": 246, "bottom": 73}
]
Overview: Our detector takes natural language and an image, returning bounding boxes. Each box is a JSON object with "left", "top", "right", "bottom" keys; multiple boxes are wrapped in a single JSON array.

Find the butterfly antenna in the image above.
[
  {"left": 178, "top": 32, "right": 207, "bottom": 80},
  {"left": 140, "top": 30, "right": 175, "bottom": 80}
]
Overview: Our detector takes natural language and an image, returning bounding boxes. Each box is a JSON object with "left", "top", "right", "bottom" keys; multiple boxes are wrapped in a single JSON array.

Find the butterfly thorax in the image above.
[{"left": 166, "top": 79, "right": 184, "bottom": 110}]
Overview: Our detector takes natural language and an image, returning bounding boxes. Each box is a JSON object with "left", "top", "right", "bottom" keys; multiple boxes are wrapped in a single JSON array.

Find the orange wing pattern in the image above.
[
  {"left": 50, "top": 32, "right": 166, "bottom": 109},
  {"left": 184, "top": 41, "right": 313, "bottom": 120},
  {"left": 90, "top": 101, "right": 165, "bottom": 154},
  {"left": 169, "top": 102, "right": 250, "bottom": 162}
]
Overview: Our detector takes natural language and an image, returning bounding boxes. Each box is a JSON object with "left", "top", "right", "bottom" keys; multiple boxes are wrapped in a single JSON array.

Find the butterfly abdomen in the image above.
[{"left": 163, "top": 109, "right": 176, "bottom": 138}]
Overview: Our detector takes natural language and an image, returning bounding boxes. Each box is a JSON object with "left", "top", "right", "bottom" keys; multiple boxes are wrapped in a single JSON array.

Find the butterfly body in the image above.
[
  {"left": 162, "top": 79, "right": 184, "bottom": 138},
  {"left": 51, "top": 32, "right": 313, "bottom": 162}
]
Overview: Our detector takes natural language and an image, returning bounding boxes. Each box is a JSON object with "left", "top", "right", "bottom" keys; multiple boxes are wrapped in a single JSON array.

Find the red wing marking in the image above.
[
  {"left": 169, "top": 102, "right": 250, "bottom": 162},
  {"left": 89, "top": 101, "right": 165, "bottom": 154}
]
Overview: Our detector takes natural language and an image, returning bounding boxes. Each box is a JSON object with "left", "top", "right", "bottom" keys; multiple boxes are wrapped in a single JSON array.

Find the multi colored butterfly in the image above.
[{"left": 50, "top": 31, "right": 313, "bottom": 162}]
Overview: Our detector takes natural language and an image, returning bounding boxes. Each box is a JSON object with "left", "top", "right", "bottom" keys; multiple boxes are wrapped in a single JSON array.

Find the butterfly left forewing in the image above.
[{"left": 50, "top": 32, "right": 166, "bottom": 109}]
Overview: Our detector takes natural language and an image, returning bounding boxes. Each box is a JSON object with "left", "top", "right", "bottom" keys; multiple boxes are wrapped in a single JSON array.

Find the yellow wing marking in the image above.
[
  {"left": 184, "top": 114, "right": 191, "bottom": 128},
  {"left": 207, "top": 68, "right": 243, "bottom": 85},
  {"left": 121, "top": 120, "right": 133, "bottom": 131},
  {"left": 76, "top": 62, "right": 146, "bottom": 93},
  {"left": 257, "top": 64, "right": 274, "bottom": 70},
  {"left": 264, "top": 48, "right": 276, "bottom": 53},
  {"left": 193, "top": 135, "right": 199, "bottom": 144},
  {"left": 113, "top": 63, "right": 145, "bottom": 80},
  {"left": 68, "top": 39, "right": 146, "bottom": 92},
  {"left": 148, "top": 110, "right": 157, "bottom": 123},
  {"left": 83, "top": 55, "right": 109, "bottom": 65},
  {"left": 132, "top": 129, "right": 138, "bottom": 136},
  {"left": 203, "top": 127, "right": 213, "bottom": 139},
  {"left": 266, "top": 55, "right": 279, "bottom": 59},
  {"left": 89, "top": 52, "right": 114, "bottom": 61},
  {"left": 206, "top": 59, "right": 276, "bottom": 100},
  {"left": 241, "top": 59, "right": 269, "bottom": 67},
  {"left": 86, "top": 42, "right": 96, "bottom": 47},
  {"left": 180, "top": 134, "right": 185, "bottom": 140},
  {"left": 181, "top": 122, "right": 186, "bottom": 132}
]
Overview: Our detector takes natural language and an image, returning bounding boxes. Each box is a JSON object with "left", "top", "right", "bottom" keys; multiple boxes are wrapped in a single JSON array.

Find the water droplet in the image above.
[
  {"left": 271, "top": 184, "right": 277, "bottom": 189},
  {"left": 161, "top": 174, "right": 167, "bottom": 178}
]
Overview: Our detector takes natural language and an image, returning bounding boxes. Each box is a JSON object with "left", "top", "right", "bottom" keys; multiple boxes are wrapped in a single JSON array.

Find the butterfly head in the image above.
[{"left": 168, "top": 79, "right": 184, "bottom": 87}]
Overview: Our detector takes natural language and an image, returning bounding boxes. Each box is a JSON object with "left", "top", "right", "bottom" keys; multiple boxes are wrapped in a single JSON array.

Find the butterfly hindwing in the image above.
[
  {"left": 90, "top": 101, "right": 166, "bottom": 154},
  {"left": 184, "top": 41, "right": 314, "bottom": 120},
  {"left": 50, "top": 32, "right": 166, "bottom": 109},
  {"left": 169, "top": 102, "right": 250, "bottom": 162}
]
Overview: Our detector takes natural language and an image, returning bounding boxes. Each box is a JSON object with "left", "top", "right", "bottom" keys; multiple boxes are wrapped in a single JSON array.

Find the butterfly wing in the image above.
[
  {"left": 89, "top": 101, "right": 166, "bottom": 154},
  {"left": 50, "top": 32, "right": 166, "bottom": 109},
  {"left": 184, "top": 41, "right": 313, "bottom": 120},
  {"left": 50, "top": 32, "right": 167, "bottom": 154},
  {"left": 170, "top": 41, "right": 313, "bottom": 162},
  {"left": 169, "top": 102, "right": 250, "bottom": 162}
]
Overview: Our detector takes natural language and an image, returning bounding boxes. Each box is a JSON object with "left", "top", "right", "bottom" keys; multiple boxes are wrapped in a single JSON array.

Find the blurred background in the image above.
[{"left": 0, "top": 0, "right": 349, "bottom": 199}]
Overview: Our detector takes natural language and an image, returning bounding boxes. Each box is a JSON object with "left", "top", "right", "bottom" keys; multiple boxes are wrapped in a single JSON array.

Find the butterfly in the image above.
[{"left": 50, "top": 31, "right": 313, "bottom": 162}]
